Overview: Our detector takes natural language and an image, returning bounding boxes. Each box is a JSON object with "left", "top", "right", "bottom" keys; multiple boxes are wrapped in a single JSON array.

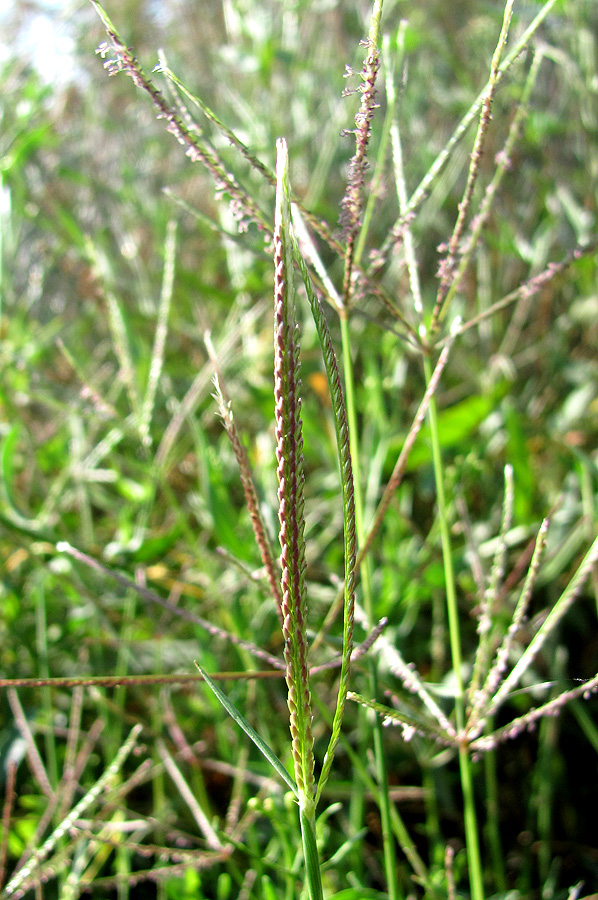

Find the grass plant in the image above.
[{"left": 1, "top": 0, "right": 598, "bottom": 898}]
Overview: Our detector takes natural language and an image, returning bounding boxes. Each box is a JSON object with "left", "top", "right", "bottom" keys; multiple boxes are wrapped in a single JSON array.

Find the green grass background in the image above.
[{"left": 1, "top": 1, "right": 597, "bottom": 898}]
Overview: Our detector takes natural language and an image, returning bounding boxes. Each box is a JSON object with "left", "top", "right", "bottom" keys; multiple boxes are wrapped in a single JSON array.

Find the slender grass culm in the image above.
[{"left": 1, "top": 0, "right": 597, "bottom": 898}]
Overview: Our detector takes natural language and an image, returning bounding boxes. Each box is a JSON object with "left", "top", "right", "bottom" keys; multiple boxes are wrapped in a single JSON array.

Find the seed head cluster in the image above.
[{"left": 273, "top": 145, "right": 315, "bottom": 801}]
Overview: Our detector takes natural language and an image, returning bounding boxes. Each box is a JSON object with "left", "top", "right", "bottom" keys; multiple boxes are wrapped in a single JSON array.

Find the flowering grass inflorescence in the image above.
[{"left": 1, "top": 1, "right": 597, "bottom": 898}]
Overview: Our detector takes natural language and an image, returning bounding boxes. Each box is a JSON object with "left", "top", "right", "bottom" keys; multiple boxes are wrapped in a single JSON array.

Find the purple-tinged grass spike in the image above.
[
  {"left": 431, "top": 0, "right": 514, "bottom": 331},
  {"left": 340, "top": 0, "right": 383, "bottom": 307},
  {"left": 470, "top": 672, "right": 598, "bottom": 755},
  {"left": 274, "top": 139, "right": 315, "bottom": 809},
  {"left": 90, "top": 1, "right": 266, "bottom": 235},
  {"left": 290, "top": 238, "right": 357, "bottom": 802},
  {"left": 207, "top": 334, "right": 283, "bottom": 625}
]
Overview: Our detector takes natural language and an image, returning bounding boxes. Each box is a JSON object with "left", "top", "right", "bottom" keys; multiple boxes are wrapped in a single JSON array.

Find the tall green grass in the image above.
[{"left": 1, "top": 1, "right": 597, "bottom": 898}]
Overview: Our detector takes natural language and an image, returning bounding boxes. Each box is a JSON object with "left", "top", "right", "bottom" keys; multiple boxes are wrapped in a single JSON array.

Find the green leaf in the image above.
[
  {"left": 195, "top": 664, "right": 298, "bottom": 797},
  {"left": 385, "top": 388, "right": 505, "bottom": 473}
]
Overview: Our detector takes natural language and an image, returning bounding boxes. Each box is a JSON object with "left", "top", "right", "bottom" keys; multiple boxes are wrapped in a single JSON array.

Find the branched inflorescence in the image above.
[
  {"left": 351, "top": 515, "right": 598, "bottom": 762},
  {"left": 92, "top": 2, "right": 266, "bottom": 235}
]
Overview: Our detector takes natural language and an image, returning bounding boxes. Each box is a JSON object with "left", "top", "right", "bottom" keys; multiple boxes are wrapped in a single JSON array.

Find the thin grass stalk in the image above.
[
  {"left": 534, "top": 669, "right": 563, "bottom": 886},
  {"left": 105, "top": 572, "right": 140, "bottom": 900},
  {"left": 69, "top": 413, "right": 94, "bottom": 545},
  {"left": 57, "top": 541, "right": 286, "bottom": 671},
  {"left": 388, "top": 27, "right": 423, "bottom": 320},
  {"left": 34, "top": 575, "right": 58, "bottom": 792},
  {"left": 579, "top": 458, "right": 598, "bottom": 612},
  {"left": 157, "top": 740, "right": 223, "bottom": 850},
  {"left": 483, "top": 723, "right": 507, "bottom": 892},
  {"left": 57, "top": 686, "right": 84, "bottom": 822},
  {"left": 72, "top": 857, "right": 226, "bottom": 896},
  {"left": 81, "top": 245, "right": 141, "bottom": 437},
  {"left": 0, "top": 672, "right": 284, "bottom": 690},
  {"left": 0, "top": 762, "right": 16, "bottom": 891},
  {"left": 150, "top": 699, "right": 167, "bottom": 896},
  {"left": 313, "top": 333, "right": 455, "bottom": 651},
  {"left": 467, "top": 46, "right": 544, "bottom": 266},
  {"left": 571, "top": 699, "right": 598, "bottom": 754},
  {"left": 114, "top": 584, "right": 138, "bottom": 730},
  {"left": 431, "top": 0, "right": 514, "bottom": 331},
  {"left": 223, "top": 735, "right": 250, "bottom": 837},
  {"left": 338, "top": 317, "right": 400, "bottom": 900},
  {"left": 7, "top": 689, "right": 52, "bottom": 799},
  {"left": 104, "top": 287, "right": 140, "bottom": 420},
  {"left": 423, "top": 353, "right": 484, "bottom": 900},
  {"left": 457, "top": 493, "right": 487, "bottom": 599}
]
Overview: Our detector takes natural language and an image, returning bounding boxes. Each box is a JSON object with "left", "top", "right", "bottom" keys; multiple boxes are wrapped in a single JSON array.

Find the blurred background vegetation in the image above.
[{"left": 1, "top": 1, "right": 597, "bottom": 898}]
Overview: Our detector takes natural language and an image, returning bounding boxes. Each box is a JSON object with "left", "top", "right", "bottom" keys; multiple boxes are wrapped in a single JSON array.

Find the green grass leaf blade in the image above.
[{"left": 195, "top": 664, "right": 298, "bottom": 797}]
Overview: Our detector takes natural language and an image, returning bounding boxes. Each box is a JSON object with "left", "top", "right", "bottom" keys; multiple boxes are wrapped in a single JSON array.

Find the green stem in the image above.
[
  {"left": 423, "top": 352, "right": 484, "bottom": 900},
  {"left": 483, "top": 731, "right": 506, "bottom": 892},
  {"left": 340, "top": 314, "right": 401, "bottom": 900},
  {"left": 300, "top": 805, "right": 324, "bottom": 900}
]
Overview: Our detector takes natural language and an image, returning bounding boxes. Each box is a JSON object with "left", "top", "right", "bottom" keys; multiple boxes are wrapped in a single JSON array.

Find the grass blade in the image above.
[{"left": 195, "top": 664, "right": 298, "bottom": 797}]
